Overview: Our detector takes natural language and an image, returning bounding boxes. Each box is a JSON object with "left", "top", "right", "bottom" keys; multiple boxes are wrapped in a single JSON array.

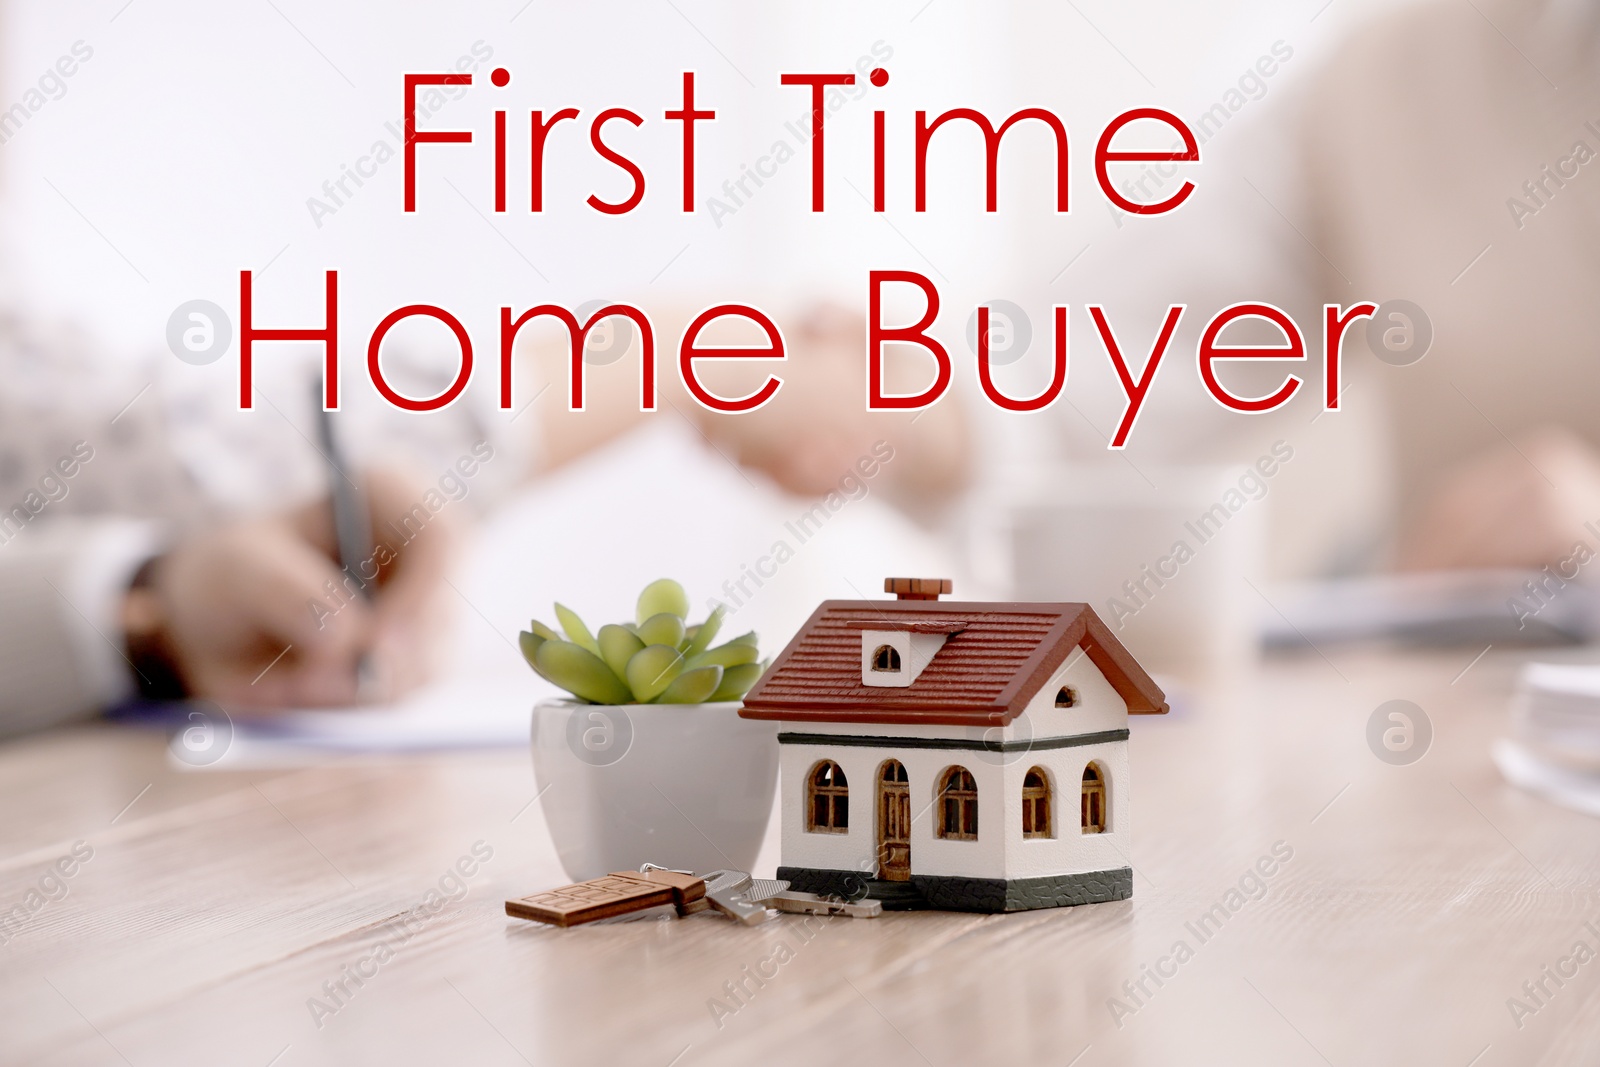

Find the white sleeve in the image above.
[{"left": 0, "top": 517, "right": 163, "bottom": 737}]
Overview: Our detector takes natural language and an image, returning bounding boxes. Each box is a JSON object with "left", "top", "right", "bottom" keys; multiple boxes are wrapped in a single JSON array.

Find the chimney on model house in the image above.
[{"left": 884, "top": 577, "right": 952, "bottom": 601}]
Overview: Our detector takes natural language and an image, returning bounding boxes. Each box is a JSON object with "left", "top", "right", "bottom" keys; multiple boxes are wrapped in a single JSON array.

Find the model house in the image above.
[{"left": 739, "top": 578, "right": 1168, "bottom": 912}]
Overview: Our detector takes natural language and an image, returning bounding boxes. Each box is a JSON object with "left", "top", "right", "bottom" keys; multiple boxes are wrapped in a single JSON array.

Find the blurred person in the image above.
[
  {"left": 0, "top": 304, "right": 968, "bottom": 738},
  {"left": 1293, "top": 0, "right": 1600, "bottom": 575},
  {"left": 0, "top": 0, "right": 976, "bottom": 739},
  {"left": 1031, "top": 0, "right": 1600, "bottom": 580}
]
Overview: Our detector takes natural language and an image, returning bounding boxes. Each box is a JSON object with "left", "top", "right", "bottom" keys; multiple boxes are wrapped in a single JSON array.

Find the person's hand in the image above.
[
  {"left": 131, "top": 469, "right": 455, "bottom": 709},
  {"left": 520, "top": 300, "right": 971, "bottom": 500},
  {"left": 693, "top": 304, "right": 971, "bottom": 498},
  {"left": 1399, "top": 426, "right": 1600, "bottom": 571}
]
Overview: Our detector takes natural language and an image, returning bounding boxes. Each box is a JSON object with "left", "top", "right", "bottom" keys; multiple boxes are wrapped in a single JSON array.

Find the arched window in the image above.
[
  {"left": 807, "top": 760, "right": 849, "bottom": 833},
  {"left": 1081, "top": 763, "right": 1106, "bottom": 834},
  {"left": 1055, "top": 686, "right": 1077, "bottom": 708},
  {"left": 1022, "top": 767, "right": 1052, "bottom": 838},
  {"left": 871, "top": 645, "right": 902, "bottom": 672},
  {"left": 937, "top": 766, "right": 979, "bottom": 840}
]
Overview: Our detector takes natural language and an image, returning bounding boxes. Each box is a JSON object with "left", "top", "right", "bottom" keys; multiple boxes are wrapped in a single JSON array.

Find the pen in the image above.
[{"left": 313, "top": 382, "right": 379, "bottom": 700}]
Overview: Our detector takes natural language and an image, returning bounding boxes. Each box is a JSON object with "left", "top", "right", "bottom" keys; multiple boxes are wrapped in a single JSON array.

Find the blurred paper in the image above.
[
  {"left": 226, "top": 674, "right": 531, "bottom": 751},
  {"left": 1493, "top": 740, "right": 1600, "bottom": 818},
  {"left": 1494, "top": 662, "right": 1600, "bottom": 817},
  {"left": 1507, "top": 662, "right": 1600, "bottom": 765},
  {"left": 145, "top": 672, "right": 534, "bottom": 771}
]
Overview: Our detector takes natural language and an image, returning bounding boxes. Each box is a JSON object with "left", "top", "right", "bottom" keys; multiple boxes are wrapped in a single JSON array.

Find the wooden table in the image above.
[{"left": 3, "top": 646, "right": 1599, "bottom": 1066}]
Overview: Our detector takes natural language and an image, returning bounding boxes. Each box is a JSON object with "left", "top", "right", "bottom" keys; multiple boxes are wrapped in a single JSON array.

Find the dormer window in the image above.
[
  {"left": 1055, "top": 686, "right": 1077, "bottom": 708},
  {"left": 859, "top": 629, "right": 950, "bottom": 688}
]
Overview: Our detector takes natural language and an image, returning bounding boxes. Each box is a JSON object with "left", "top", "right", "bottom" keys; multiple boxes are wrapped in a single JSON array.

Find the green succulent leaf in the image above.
[
  {"left": 519, "top": 582, "right": 754, "bottom": 703},
  {"left": 626, "top": 644, "right": 685, "bottom": 702},
  {"left": 680, "top": 604, "right": 725, "bottom": 660},
  {"left": 687, "top": 639, "right": 760, "bottom": 671},
  {"left": 554, "top": 603, "right": 600, "bottom": 655},
  {"left": 655, "top": 664, "right": 724, "bottom": 704},
  {"left": 636, "top": 611, "right": 686, "bottom": 649},
  {"left": 534, "top": 639, "right": 633, "bottom": 704},
  {"left": 597, "top": 623, "right": 645, "bottom": 679},
  {"left": 637, "top": 578, "right": 690, "bottom": 624},
  {"left": 710, "top": 661, "right": 764, "bottom": 702},
  {"left": 518, "top": 630, "right": 547, "bottom": 670}
]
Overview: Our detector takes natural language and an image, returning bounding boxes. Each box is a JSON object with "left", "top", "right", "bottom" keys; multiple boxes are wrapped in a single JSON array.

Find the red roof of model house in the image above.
[{"left": 739, "top": 599, "right": 1169, "bottom": 727}]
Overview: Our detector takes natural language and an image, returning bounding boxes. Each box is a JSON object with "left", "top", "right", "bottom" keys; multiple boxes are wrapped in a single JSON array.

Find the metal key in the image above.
[
  {"left": 770, "top": 890, "right": 882, "bottom": 918},
  {"left": 745, "top": 878, "right": 789, "bottom": 903},
  {"left": 639, "top": 864, "right": 715, "bottom": 917},
  {"left": 699, "top": 869, "right": 789, "bottom": 926}
]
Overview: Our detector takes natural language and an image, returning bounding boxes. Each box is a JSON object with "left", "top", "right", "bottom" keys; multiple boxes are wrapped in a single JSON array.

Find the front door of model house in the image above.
[{"left": 877, "top": 760, "right": 911, "bottom": 880}]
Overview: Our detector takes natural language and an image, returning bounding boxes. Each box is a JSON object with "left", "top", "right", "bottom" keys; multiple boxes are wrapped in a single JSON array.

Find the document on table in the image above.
[
  {"left": 1495, "top": 661, "right": 1600, "bottom": 816},
  {"left": 147, "top": 672, "right": 536, "bottom": 769}
]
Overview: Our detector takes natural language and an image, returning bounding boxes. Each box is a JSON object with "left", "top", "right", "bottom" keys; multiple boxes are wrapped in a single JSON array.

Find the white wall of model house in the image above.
[{"left": 776, "top": 648, "right": 1132, "bottom": 881}]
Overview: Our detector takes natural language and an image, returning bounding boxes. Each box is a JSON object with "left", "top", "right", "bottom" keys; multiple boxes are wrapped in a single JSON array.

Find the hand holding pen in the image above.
[{"left": 123, "top": 464, "right": 455, "bottom": 710}]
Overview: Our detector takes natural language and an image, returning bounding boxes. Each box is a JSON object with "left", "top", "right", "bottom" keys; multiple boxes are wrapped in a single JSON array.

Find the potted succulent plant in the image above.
[{"left": 521, "top": 579, "right": 778, "bottom": 881}]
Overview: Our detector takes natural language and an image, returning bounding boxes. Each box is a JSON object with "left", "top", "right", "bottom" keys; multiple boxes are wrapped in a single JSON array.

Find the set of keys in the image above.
[{"left": 505, "top": 865, "right": 882, "bottom": 928}]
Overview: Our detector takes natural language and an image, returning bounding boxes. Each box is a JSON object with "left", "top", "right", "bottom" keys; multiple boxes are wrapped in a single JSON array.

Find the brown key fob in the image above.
[{"left": 506, "top": 869, "right": 705, "bottom": 927}]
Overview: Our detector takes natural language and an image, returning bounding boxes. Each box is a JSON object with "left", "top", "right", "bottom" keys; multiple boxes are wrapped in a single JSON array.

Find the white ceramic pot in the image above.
[{"left": 531, "top": 697, "right": 779, "bottom": 881}]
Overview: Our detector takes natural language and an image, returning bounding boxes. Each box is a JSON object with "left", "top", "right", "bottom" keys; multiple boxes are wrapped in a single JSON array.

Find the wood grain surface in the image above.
[{"left": 2, "top": 646, "right": 1598, "bottom": 1066}]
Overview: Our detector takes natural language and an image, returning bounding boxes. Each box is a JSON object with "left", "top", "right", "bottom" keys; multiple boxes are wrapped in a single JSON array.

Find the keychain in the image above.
[{"left": 505, "top": 866, "right": 792, "bottom": 928}]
